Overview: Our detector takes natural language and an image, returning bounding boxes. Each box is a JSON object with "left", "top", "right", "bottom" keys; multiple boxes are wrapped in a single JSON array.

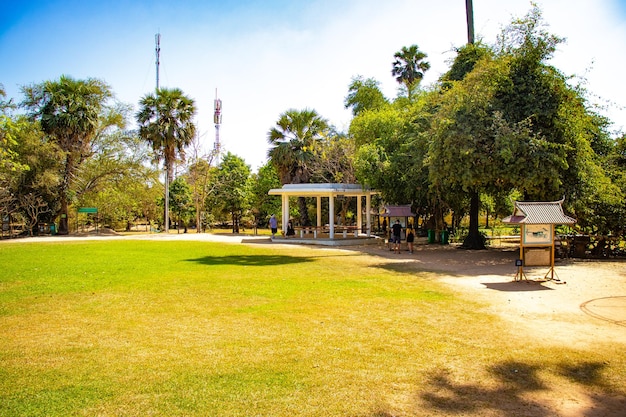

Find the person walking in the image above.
[
  {"left": 391, "top": 219, "right": 403, "bottom": 254},
  {"left": 269, "top": 214, "right": 277, "bottom": 238}
]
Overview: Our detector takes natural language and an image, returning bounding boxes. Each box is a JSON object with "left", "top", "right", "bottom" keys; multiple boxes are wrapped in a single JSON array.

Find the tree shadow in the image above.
[
  {"left": 482, "top": 281, "right": 554, "bottom": 292},
  {"left": 184, "top": 254, "right": 317, "bottom": 267},
  {"left": 418, "top": 359, "right": 625, "bottom": 416}
]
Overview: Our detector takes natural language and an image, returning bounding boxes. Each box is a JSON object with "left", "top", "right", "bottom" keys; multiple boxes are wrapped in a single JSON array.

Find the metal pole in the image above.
[
  {"left": 156, "top": 33, "right": 168, "bottom": 233},
  {"left": 465, "top": 0, "right": 475, "bottom": 44}
]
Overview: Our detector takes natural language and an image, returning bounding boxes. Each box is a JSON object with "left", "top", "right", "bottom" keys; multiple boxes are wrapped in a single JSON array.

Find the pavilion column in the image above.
[
  {"left": 366, "top": 193, "right": 371, "bottom": 237},
  {"left": 316, "top": 196, "right": 322, "bottom": 228},
  {"left": 282, "top": 194, "right": 289, "bottom": 235},
  {"left": 357, "top": 196, "right": 362, "bottom": 235},
  {"left": 329, "top": 193, "right": 335, "bottom": 239}
]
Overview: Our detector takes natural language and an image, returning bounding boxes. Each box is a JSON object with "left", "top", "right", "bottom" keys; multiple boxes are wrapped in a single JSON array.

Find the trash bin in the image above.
[
  {"left": 441, "top": 230, "right": 449, "bottom": 245},
  {"left": 427, "top": 229, "right": 435, "bottom": 244},
  {"left": 49, "top": 223, "right": 56, "bottom": 235}
]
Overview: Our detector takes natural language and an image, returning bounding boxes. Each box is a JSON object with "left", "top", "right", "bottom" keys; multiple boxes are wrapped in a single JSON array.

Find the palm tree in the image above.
[
  {"left": 267, "top": 108, "right": 329, "bottom": 225},
  {"left": 22, "top": 75, "right": 111, "bottom": 234},
  {"left": 391, "top": 45, "right": 430, "bottom": 101},
  {"left": 137, "top": 88, "right": 196, "bottom": 232}
]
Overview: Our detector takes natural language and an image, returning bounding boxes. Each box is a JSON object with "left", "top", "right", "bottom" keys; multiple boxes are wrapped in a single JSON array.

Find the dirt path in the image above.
[{"left": 359, "top": 243, "right": 626, "bottom": 349}]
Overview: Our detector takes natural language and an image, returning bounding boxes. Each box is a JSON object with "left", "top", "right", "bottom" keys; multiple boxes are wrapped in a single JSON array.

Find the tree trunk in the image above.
[
  {"left": 57, "top": 194, "right": 69, "bottom": 235},
  {"left": 298, "top": 196, "right": 310, "bottom": 226},
  {"left": 462, "top": 190, "right": 485, "bottom": 249}
]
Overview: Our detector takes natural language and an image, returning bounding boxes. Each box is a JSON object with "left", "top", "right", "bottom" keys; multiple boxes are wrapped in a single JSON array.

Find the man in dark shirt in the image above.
[{"left": 391, "top": 220, "right": 402, "bottom": 254}]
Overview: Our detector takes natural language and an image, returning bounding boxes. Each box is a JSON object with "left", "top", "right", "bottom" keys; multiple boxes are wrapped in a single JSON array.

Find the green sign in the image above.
[{"left": 78, "top": 207, "right": 98, "bottom": 213}]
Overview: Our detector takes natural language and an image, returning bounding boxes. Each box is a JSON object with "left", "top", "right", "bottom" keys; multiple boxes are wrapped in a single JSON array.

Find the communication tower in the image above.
[{"left": 213, "top": 89, "right": 222, "bottom": 164}]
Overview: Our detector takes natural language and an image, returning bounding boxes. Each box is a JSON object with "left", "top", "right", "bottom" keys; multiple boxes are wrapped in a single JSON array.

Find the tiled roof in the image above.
[
  {"left": 503, "top": 201, "right": 576, "bottom": 224},
  {"left": 381, "top": 205, "right": 415, "bottom": 217}
]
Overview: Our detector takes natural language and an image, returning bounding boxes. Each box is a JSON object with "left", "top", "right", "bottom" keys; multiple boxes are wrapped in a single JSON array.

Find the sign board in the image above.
[
  {"left": 78, "top": 207, "right": 98, "bottom": 213},
  {"left": 523, "top": 224, "right": 553, "bottom": 245}
]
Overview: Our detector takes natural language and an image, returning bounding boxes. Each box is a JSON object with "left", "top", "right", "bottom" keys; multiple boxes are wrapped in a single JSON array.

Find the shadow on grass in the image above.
[
  {"left": 416, "top": 359, "right": 625, "bottom": 416},
  {"left": 185, "top": 254, "right": 317, "bottom": 267}
]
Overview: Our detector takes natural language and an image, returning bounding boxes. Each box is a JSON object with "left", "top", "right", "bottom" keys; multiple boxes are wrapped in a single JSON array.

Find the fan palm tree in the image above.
[
  {"left": 267, "top": 108, "right": 329, "bottom": 225},
  {"left": 137, "top": 88, "right": 196, "bottom": 232},
  {"left": 391, "top": 45, "right": 430, "bottom": 101},
  {"left": 22, "top": 75, "right": 111, "bottom": 234}
]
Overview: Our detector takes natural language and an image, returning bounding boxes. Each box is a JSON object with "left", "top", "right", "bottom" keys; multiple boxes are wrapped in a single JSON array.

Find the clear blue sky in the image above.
[{"left": 2, "top": 0, "right": 625, "bottom": 171}]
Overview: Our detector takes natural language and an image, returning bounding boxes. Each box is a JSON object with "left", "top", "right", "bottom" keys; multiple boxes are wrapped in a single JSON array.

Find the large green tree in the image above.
[
  {"left": 267, "top": 108, "right": 330, "bottom": 225},
  {"left": 429, "top": 6, "right": 621, "bottom": 247},
  {"left": 136, "top": 88, "right": 196, "bottom": 232},
  {"left": 210, "top": 152, "right": 251, "bottom": 233},
  {"left": 21, "top": 75, "right": 112, "bottom": 234}
]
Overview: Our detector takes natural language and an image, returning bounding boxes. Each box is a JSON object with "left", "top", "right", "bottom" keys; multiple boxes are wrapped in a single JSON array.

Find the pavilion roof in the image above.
[
  {"left": 502, "top": 200, "right": 576, "bottom": 225},
  {"left": 268, "top": 183, "right": 378, "bottom": 197}
]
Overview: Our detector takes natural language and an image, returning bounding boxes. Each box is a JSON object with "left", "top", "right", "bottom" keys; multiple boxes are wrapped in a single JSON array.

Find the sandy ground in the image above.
[{"left": 360, "top": 242, "right": 626, "bottom": 349}]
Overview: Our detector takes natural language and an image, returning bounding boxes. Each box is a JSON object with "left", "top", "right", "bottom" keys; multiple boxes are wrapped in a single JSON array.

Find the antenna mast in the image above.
[
  {"left": 155, "top": 33, "right": 161, "bottom": 91},
  {"left": 156, "top": 32, "right": 169, "bottom": 233},
  {"left": 213, "top": 89, "right": 222, "bottom": 165}
]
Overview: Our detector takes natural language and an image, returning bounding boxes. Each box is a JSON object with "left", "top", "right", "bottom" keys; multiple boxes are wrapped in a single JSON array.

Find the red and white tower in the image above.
[{"left": 213, "top": 89, "right": 222, "bottom": 164}]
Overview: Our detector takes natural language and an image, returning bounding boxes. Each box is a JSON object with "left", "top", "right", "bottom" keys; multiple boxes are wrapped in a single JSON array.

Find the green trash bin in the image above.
[
  {"left": 441, "top": 229, "right": 449, "bottom": 245},
  {"left": 49, "top": 223, "right": 56, "bottom": 235},
  {"left": 427, "top": 229, "right": 435, "bottom": 244}
]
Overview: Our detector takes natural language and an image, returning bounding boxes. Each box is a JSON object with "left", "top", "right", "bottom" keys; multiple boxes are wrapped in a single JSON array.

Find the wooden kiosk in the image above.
[{"left": 503, "top": 200, "right": 576, "bottom": 281}]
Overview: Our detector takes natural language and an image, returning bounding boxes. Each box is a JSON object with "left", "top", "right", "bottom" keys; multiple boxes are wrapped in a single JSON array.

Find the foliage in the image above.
[
  {"left": 209, "top": 152, "right": 251, "bottom": 233},
  {"left": 391, "top": 44, "right": 430, "bottom": 101},
  {"left": 21, "top": 75, "right": 114, "bottom": 234},
  {"left": 169, "top": 177, "right": 194, "bottom": 232},
  {"left": 249, "top": 161, "right": 281, "bottom": 227},
  {"left": 267, "top": 108, "right": 330, "bottom": 225},
  {"left": 344, "top": 76, "right": 389, "bottom": 116},
  {"left": 136, "top": 88, "right": 197, "bottom": 183}
]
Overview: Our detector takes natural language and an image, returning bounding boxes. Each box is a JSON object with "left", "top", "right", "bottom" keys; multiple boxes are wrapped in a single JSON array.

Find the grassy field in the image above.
[{"left": 0, "top": 240, "right": 624, "bottom": 416}]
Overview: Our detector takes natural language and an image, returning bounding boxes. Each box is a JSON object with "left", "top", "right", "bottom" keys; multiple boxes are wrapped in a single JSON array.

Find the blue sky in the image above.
[{"left": 2, "top": 0, "right": 626, "bottom": 171}]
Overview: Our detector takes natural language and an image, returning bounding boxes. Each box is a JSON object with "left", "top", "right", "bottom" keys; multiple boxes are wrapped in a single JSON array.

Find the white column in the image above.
[
  {"left": 366, "top": 193, "right": 372, "bottom": 237},
  {"left": 329, "top": 194, "right": 335, "bottom": 239},
  {"left": 282, "top": 195, "right": 289, "bottom": 235},
  {"left": 316, "top": 196, "right": 322, "bottom": 228},
  {"left": 356, "top": 196, "right": 362, "bottom": 236}
]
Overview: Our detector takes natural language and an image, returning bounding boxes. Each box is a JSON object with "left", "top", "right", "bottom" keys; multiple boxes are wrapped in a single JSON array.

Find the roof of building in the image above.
[
  {"left": 502, "top": 200, "right": 576, "bottom": 224},
  {"left": 381, "top": 205, "right": 415, "bottom": 217},
  {"left": 268, "top": 183, "right": 378, "bottom": 197}
]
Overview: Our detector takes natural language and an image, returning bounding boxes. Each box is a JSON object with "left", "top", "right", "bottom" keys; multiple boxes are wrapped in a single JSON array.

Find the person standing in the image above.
[
  {"left": 391, "top": 219, "right": 403, "bottom": 254},
  {"left": 406, "top": 227, "right": 415, "bottom": 253},
  {"left": 269, "top": 214, "right": 277, "bottom": 238}
]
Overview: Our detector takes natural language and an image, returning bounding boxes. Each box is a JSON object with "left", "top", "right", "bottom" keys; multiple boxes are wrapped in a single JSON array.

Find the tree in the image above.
[
  {"left": 136, "top": 88, "right": 196, "bottom": 233},
  {"left": 210, "top": 152, "right": 251, "bottom": 233},
  {"left": 249, "top": 161, "right": 281, "bottom": 229},
  {"left": 344, "top": 76, "right": 388, "bottom": 116},
  {"left": 75, "top": 129, "right": 160, "bottom": 232},
  {"left": 21, "top": 75, "right": 112, "bottom": 234},
  {"left": 391, "top": 45, "right": 430, "bottom": 101},
  {"left": 169, "top": 177, "right": 194, "bottom": 233},
  {"left": 428, "top": 5, "right": 621, "bottom": 247},
  {"left": 185, "top": 157, "right": 217, "bottom": 233},
  {"left": 267, "top": 108, "right": 330, "bottom": 225}
]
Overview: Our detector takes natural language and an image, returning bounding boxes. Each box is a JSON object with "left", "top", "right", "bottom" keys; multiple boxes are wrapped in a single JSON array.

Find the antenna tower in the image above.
[
  {"left": 213, "top": 89, "right": 222, "bottom": 164},
  {"left": 155, "top": 33, "right": 169, "bottom": 233}
]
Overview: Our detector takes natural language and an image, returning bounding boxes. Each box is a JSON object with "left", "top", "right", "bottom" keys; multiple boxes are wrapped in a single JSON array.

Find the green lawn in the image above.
[{"left": 0, "top": 240, "right": 624, "bottom": 416}]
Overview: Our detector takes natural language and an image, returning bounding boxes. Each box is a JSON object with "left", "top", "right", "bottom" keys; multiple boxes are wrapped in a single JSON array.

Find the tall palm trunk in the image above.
[{"left": 57, "top": 153, "right": 75, "bottom": 235}]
